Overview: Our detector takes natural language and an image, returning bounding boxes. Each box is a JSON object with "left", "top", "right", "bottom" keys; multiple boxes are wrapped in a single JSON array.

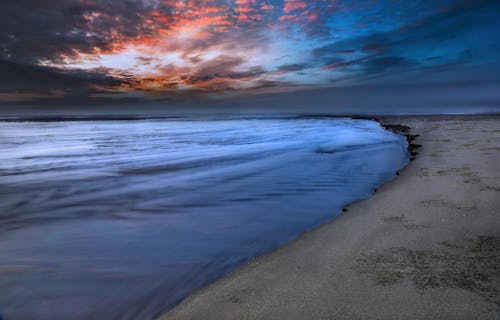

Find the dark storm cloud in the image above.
[
  {"left": 277, "top": 63, "right": 311, "bottom": 72},
  {"left": 184, "top": 56, "right": 266, "bottom": 89},
  {"left": 361, "top": 56, "right": 415, "bottom": 74},
  {"left": 0, "top": 59, "right": 127, "bottom": 99},
  {"left": 250, "top": 79, "right": 297, "bottom": 89},
  {"left": 190, "top": 55, "right": 246, "bottom": 81},
  {"left": 0, "top": 1, "right": 156, "bottom": 63}
]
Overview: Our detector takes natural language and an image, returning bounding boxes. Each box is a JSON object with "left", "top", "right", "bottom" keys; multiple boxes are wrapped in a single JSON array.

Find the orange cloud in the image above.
[
  {"left": 279, "top": 14, "right": 301, "bottom": 23},
  {"left": 235, "top": 0, "right": 257, "bottom": 6},
  {"left": 308, "top": 12, "right": 319, "bottom": 22},
  {"left": 283, "top": 0, "right": 307, "bottom": 13},
  {"left": 38, "top": 0, "right": 287, "bottom": 96}
]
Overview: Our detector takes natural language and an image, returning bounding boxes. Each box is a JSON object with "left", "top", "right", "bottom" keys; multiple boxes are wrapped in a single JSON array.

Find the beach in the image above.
[{"left": 160, "top": 115, "right": 500, "bottom": 320}]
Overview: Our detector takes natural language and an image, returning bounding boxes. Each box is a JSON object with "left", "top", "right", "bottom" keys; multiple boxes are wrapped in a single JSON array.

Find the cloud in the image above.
[
  {"left": 0, "top": 59, "right": 126, "bottom": 98},
  {"left": 0, "top": 1, "right": 156, "bottom": 63},
  {"left": 283, "top": 0, "right": 307, "bottom": 13},
  {"left": 360, "top": 56, "right": 415, "bottom": 74},
  {"left": 0, "top": 0, "right": 499, "bottom": 112},
  {"left": 184, "top": 55, "right": 267, "bottom": 90},
  {"left": 277, "top": 63, "right": 311, "bottom": 72}
]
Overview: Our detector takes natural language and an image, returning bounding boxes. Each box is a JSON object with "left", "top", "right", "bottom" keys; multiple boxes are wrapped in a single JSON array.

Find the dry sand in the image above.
[{"left": 160, "top": 115, "right": 500, "bottom": 320}]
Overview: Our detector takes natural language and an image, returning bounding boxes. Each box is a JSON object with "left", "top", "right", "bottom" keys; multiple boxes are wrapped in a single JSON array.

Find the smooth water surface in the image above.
[{"left": 0, "top": 117, "right": 409, "bottom": 319}]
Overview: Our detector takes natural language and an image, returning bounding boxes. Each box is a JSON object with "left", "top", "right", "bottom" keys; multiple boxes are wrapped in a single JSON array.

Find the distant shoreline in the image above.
[{"left": 1, "top": 113, "right": 499, "bottom": 122}]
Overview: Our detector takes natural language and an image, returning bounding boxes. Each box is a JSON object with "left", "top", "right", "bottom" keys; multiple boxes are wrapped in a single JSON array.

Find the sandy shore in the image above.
[{"left": 160, "top": 115, "right": 500, "bottom": 320}]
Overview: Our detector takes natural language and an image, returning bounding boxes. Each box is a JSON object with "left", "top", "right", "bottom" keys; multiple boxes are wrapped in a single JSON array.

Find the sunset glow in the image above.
[{"left": 1, "top": 0, "right": 500, "bottom": 110}]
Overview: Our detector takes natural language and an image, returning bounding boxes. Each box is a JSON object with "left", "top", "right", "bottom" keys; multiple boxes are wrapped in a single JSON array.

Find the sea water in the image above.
[{"left": 0, "top": 117, "right": 409, "bottom": 319}]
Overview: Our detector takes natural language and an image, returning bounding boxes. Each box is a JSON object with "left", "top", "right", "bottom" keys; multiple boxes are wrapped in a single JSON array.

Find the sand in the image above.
[{"left": 159, "top": 115, "right": 500, "bottom": 320}]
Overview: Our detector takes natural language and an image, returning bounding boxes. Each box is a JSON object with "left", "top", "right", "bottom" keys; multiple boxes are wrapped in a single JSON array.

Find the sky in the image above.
[{"left": 1, "top": 0, "right": 500, "bottom": 115}]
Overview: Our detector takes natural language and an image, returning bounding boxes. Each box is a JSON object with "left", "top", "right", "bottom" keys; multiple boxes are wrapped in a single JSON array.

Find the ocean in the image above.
[{"left": 0, "top": 117, "right": 409, "bottom": 319}]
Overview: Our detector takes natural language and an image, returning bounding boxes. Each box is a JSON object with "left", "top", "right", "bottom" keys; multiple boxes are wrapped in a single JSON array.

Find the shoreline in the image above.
[
  {"left": 160, "top": 115, "right": 500, "bottom": 320},
  {"left": 156, "top": 116, "right": 415, "bottom": 317},
  {"left": 378, "top": 122, "right": 420, "bottom": 161}
]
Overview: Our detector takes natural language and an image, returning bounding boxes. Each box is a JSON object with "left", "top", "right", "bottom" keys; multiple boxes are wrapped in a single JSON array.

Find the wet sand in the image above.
[{"left": 160, "top": 115, "right": 500, "bottom": 320}]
